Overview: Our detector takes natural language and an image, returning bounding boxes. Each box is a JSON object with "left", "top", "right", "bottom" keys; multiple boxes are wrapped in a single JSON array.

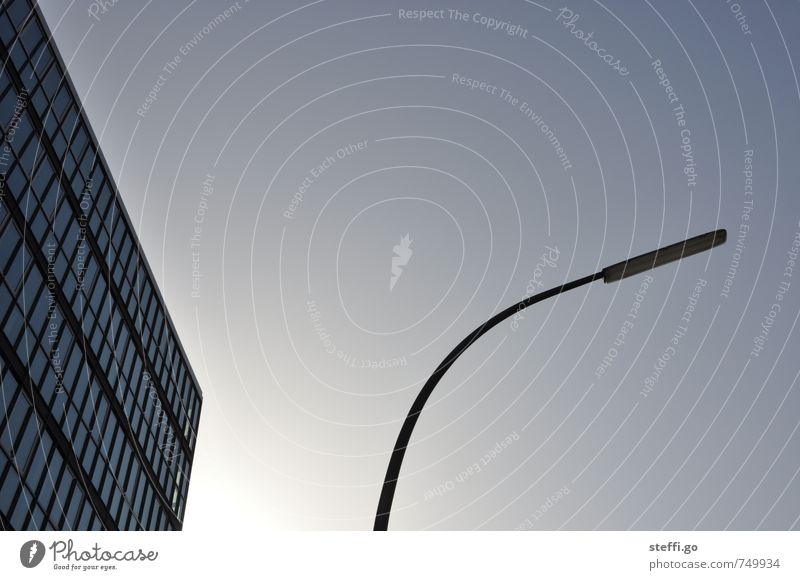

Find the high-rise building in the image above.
[{"left": 0, "top": 0, "right": 202, "bottom": 530}]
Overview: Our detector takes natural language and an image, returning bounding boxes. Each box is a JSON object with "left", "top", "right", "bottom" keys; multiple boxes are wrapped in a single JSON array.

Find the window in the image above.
[
  {"left": 5, "top": 0, "right": 33, "bottom": 30},
  {"left": 40, "top": 60, "right": 62, "bottom": 100},
  {"left": 0, "top": 85, "right": 20, "bottom": 125},
  {"left": 50, "top": 129, "right": 67, "bottom": 158},
  {"left": 15, "top": 416, "right": 39, "bottom": 472},
  {"left": 37, "top": 450, "right": 60, "bottom": 508},
  {"left": 50, "top": 87, "right": 70, "bottom": 122},
  {"left": 30, "top": 40, "right": 54, "bottom": 77},
  {"left": 0, "top": 462, "right": 20, "bottom": 514},
  {"left": 78, "top": 501, "right": 93, "bottom": 529},
  {"left": 24, "top": 432, "right": 48, "bottom": 491},
  {"left": 5, "top": 384, "right": 29, "bottom": 444},
  {"left": 10, "top": 491, "right": 30, "bottom": 528},
  {"left": 0, "top": 12, "right": 16, "bottom": 46},
  {"left": 65, "top": 493, "right": 81, "bottom": 529},
  {"left": 19, "top": 17, "right": 42, "bottom": 55}
]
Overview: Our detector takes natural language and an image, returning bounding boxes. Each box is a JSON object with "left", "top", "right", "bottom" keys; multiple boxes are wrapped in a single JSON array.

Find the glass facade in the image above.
[{"left": 0, "top": 0, "right": 201, "bottom": 530}]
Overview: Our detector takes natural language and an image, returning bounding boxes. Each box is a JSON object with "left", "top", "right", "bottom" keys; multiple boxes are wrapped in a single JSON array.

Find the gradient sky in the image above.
[{"left": 38, "top": 0, "right": 800, "bottom": 530}]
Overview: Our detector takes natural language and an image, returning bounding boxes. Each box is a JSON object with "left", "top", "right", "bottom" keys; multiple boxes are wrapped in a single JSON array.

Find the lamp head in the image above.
[{"left": 602, "top": 229, "right": 727, "bottom": 283}]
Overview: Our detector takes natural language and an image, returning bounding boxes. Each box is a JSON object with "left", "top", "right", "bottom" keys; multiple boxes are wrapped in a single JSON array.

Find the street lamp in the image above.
[{"left": 374, "top": 229, "right": 727, "bottom": 530}]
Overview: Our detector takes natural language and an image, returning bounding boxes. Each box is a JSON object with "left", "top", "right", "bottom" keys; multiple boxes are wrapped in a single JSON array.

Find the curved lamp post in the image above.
[{"left": 374, "top": 229, "right": 727, "bottom": 530}]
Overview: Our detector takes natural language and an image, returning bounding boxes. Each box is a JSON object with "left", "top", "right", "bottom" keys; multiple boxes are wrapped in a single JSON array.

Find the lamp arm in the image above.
[{"left": 373, "top": 272, "right": 603, "bottom": 530}]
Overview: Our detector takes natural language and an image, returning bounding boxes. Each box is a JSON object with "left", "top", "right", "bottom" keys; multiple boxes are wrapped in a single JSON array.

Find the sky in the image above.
[{"left": 38, "top": 0, "right": 800, "bottom": 530}]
